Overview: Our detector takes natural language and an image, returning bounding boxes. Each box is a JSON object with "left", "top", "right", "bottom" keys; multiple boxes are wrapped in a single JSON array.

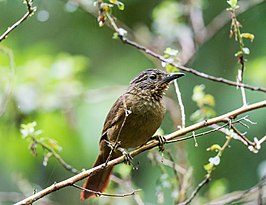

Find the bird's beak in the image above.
[{"left": 162, "top": 73, "right": 185, "bottom": 83}]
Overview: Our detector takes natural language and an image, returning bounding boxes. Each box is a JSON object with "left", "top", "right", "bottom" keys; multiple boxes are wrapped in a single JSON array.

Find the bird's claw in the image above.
[
  {"left": 155, "top": 135, "right": 166, "bottom": 152},
  {"left": 117, "top": 147, "right": 133, "bottom": 165}
]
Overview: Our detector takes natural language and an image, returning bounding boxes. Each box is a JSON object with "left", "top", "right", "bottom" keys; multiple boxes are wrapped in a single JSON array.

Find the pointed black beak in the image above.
[{"left": 163, "top": 73, "right": 185, "bottom": 83}]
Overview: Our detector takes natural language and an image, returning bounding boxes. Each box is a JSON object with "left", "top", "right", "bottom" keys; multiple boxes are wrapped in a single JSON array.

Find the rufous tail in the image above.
[{"left": 80, "top": 152, "right": 113, "bottom": 200}]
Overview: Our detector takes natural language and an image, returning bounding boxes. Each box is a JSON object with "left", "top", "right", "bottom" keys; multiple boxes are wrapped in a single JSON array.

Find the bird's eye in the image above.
[{"left": 149, "top": 74, "right": 157, "bottom": 80}]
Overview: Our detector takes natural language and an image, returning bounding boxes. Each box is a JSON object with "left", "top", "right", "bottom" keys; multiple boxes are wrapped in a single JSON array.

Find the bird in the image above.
[{"left": 80, "top": 68, "right": 185, "bottom": 200}]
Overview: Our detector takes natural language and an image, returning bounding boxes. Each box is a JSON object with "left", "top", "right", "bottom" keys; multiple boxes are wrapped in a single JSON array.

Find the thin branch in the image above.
[
  {"left": 15, "top": 100, "right": 266, "bottom": 205},
  {"left": 36, "top": 138, "right": 80, "bottom": 174},
  {"left": 111, "top": 175, "right": 145, "bottom": 205},
  {"left": 0, "top": 0, "right": 36, "bottom": 43},
  {"left": 196, "top": 0, "right": 264, "bottom": 44},
  {"left": 166, "top": 122, "right": 229, "bottom": 144},
  {"left": 174, "top": 80, "right": 185, "bottom": 128},
  {"left": 177, "top": 176, "right": 210, "bottom": 205},
  {"left": 72, "top": 0, "right": 266, "bottom": 94},
  {"left": 102, "top": 12, "right": 266, "bottom": 93},
  {"left": 72, "top": 184, "right": 141, "bottom": 198},
  {"left": 231, "top": 124, "right": 255, "bottom": 147},
  {"left": 117, "top": 35, "right": 266, "bottom": 92},
  {"left": 207, "top": 175, "right": 266, "bottom": 205}
]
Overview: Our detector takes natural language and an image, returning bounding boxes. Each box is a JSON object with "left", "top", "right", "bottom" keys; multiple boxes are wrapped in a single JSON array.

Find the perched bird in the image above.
[{"left": 80, "top": 68, "right": 184, "bottom": 200}]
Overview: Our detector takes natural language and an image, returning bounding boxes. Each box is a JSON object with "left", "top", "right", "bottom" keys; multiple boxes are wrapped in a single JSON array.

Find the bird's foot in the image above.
[
  {"left": 154, "top": 135, "right": 166, "bottom": 152},
  {"left": 117, "top": 147, "right": 134, "bottom": 166}
]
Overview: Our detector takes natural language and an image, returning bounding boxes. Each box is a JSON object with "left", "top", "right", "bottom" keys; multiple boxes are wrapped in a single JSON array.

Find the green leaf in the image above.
[
  {"left": 202, "top": 94, "right": 215, "bottom": 106},
  {"left": 109, "top": 0, "right": 118, "bottom": 4},
  {"left": 227, "top": 0, "right": 238, "bottom": 8},
  {"left": 165, "top": 64, "right": 177, "bottom": 73},
  {"left": 234, "top": 50, "right": 243, "bottom": 57},
  {"left": 164, "top": 47, "right": 178, "bottom": 57},
  {"left": 241, "top": 33, "right": 255, "bottom": 42},
  {"left": 112, "top": 32, "right": 119, "bottom": 39},
  {"left": 207, "top": 144, "right": 222, "bottom": 152},
  {"left": 117, "top": 2, "right": 124, "bottom": 10},
  {"left": 204, "top": 163, "right": 214, "bottom": 173}
]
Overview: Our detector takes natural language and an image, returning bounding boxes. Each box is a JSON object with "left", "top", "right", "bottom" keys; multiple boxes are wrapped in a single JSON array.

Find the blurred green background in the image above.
[{"left": 0, "top": 0, "right": 266, "bottom": 204}]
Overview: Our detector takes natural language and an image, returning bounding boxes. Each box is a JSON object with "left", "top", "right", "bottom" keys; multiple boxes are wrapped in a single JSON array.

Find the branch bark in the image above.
[{"left": 15, "top": 100, "right": 266, "bottom": 205}]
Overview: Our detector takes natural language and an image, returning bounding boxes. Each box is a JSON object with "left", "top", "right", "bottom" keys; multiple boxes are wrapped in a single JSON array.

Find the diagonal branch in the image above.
[
  {"left": 68, "top": 0, "right": 266, "bottom": 93},
  {"left": 177, "top": 176, "right": 210, "bottom": 205},
  {"left": 0, "top": 0, "right": 35, "bottom": 43},
  {"left": 15, "top": 100, "right": 266, "bottom": 205},
  {"left": 117, "top": 35, "right": 266, "bottom": 93}
]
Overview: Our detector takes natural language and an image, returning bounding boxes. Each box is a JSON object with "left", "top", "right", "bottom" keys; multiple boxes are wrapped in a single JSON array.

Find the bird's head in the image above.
[{"left": 127, "top": 68, "right": 185, "bottom": 98}]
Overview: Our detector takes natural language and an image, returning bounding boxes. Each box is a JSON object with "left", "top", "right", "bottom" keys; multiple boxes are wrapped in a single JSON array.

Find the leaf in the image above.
[
  {"left": 227, "top": 0, "right": 238, "bottom": 8},
  {"left": 234, "top": 50, "right": 243, "bottom": 57},
  {"left": 241, "top": 33, "right": 255, "bottom": 42},
  {"left": 165, "top": 63, "right": 177, "bottom": 73},
  {"left": 117, "top": 2, "right": 124, "bottom": 10},
  {"left": 202, "top": 94, "right": 215, "bottom": 106},
  {"left": 112, "top": 32, "right": 119, "bottom": 39},
  {"left": 204, "top": 163, "right": 214, "bottom": 173},
  {"left": 164, "top": 47, "right": 178, "bottom": 57},
  {"left": 207, "top": 144, "right": 222, "bottom": 152},
  {"left": 109, "top": 0, "right": 118, "bottom": 4}
]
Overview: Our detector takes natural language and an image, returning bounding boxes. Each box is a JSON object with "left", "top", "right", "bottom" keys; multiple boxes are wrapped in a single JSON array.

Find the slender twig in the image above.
[
  {"left": 72, "top": 184, "right": 141, "bottom": 198},
  {"left": 151, "top": 151, "right": 186, "bottom": 175},
  {"left": 15, "top": 100, "right": 266, "bottom": 205},
  {"left": 0, "top": 0, "right": 35, "bottom": 42},
  {"left": 178, "top": 131, "right": 233, "bottom": 204},
  {"left": 70, "top": 0, "right": 266, "bottom": 93},
  {"left": 117, "top": 34, "right": 266, "bottom": 92},
  {"left": 231, "top": 124, "right": 255, "bottom": 147},
  {"left": 174, "top": 80, "right": 185, "bottom": 128},
  {"left": 102, "top": 13, "right": 266, "bottom": 93},
  {"left": 32, "top": 137, "right": 80, "bottom": 174},
  {"left": 166, "top": 122, "right": 229, "bottom": 144},
  {"left": 111, "top": 175, "right": 145, "bottom": 205},
  {"left": 206, "top": 174, "right": 266, "bottom": 205},
  {"left": 177, "top": 177, "right": 210, "bottom": 205}
]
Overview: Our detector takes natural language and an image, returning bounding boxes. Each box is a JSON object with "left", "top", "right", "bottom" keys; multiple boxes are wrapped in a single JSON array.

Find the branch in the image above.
[
  {"left": 206, "top": 175, "right": 266, "bottom": 205},
  {"left": 15, "top": 100, "right": 266, "bottom": 205},
  {"left": 117, "top": 36, "right": 266, "bottom": 93},
  {"left": 36, "top": 138, "right": 80, "bottom": 174},
  {"left": 72, "top": 184, "right": 141, "bottom": 198},
  {"left": 63, "top": 0, "right": 266, "bottom": 92},
  {"left": 0, "top": 0, "right": 36, "bottom": 43},
  {"left": 177, "top": 176, "right": 210, "bottom": 205}
]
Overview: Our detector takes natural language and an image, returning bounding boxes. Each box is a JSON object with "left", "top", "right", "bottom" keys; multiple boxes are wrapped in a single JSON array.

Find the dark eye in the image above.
[{"left": 149, "top": 74, "right": 157, "bottom": 80}]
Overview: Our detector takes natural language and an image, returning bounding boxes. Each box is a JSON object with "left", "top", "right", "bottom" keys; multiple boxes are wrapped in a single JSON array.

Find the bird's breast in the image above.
[{"left": 118, "top": 95, "right": 165, "bottom": 149}]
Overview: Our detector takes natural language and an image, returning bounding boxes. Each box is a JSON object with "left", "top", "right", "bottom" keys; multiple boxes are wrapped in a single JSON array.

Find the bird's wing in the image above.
[{"left": 100, "top": 94, "right": 129, "bottom": 143}]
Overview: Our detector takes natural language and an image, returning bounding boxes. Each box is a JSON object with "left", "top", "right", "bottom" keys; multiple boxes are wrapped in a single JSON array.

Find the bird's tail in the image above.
[{"left": 80, "top": 151, "right": 113, "bottom": 200}]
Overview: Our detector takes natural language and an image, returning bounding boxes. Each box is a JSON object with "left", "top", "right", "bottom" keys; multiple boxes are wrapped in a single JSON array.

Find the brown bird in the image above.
[{"left": 80, "top": 68, "right": 184, "bottom": 200}]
